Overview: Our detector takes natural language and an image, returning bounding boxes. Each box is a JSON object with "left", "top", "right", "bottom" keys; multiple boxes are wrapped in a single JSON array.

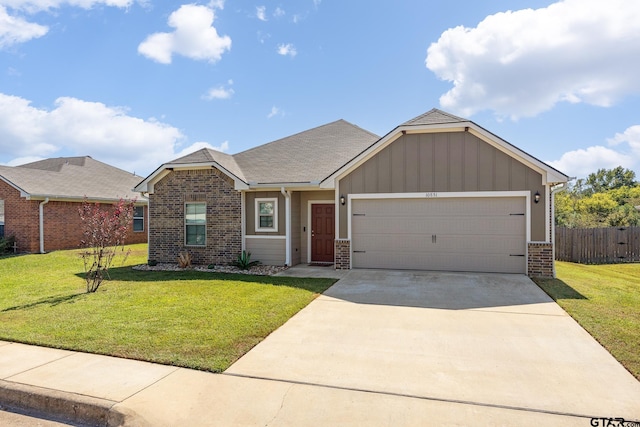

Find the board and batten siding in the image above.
[
  {"left": 244, "top": 191, "right": 286, "bottom": 236},
  {"left": 338, "top": 131, "right": 545, "bottom": 241},
  {"left": 245, "top": 237, "right": 286, "bottom": 265}
]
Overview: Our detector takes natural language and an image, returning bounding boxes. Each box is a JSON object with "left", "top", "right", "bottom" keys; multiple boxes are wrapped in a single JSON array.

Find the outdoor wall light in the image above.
[
  {"left": 340, "top": 195, "right": 346, "bottom": 205},
  {"left": 534, "top": 191, "right": 541, "bottom": 204}
]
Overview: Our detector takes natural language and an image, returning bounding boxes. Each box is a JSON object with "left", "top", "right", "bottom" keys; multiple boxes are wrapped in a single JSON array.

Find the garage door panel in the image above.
[
  {"left": 353, "top": 251, "right": 525, "bottom": 273},
  {"left": 351, "top": 197, "right": 526, "bottom": 274},
  {"left": 354, "top": 234, "right": 524, "bottom": 254},
  {"left": 353, "top": 198, "right": 524, "bottom": 217},
  {"left": 353, "top": 216, "right": 523, "bottom": 236}
]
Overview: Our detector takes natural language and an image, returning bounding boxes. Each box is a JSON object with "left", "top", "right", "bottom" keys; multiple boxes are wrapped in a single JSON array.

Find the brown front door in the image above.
[{"left": 311, "top": 204, "right": 335, "bottom": 263}]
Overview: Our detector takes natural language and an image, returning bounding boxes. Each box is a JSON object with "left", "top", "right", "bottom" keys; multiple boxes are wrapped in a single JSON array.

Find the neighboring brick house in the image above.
[
  {"left": 0, "top": 156, "right": 147, "bottom": 253},
  {"left": 136, "top": 109, "right": 568, "bottom": 278}
]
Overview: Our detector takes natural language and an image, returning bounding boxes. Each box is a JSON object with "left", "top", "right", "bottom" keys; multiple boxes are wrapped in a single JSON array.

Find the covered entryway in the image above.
[
  {"left": 311, "top": 203, "right": 335, "bottom": 263},
  {"left": 351, "top": 196, "right": 526, "bottom": 273}
]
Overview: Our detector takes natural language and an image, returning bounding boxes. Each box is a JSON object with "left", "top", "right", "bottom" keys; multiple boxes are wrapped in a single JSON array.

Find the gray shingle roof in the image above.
[
  {"left": 170, "top": 148, "right": 246, "bottom": 182},
  {"left": 168, "top": 119, "right": 380, "bottom": 185},
  {"left": 401, "top": 108, "right": 467, "bottom": 126},
  {"left": 0, "top": 156, "right": 145, "bottom": 201}
]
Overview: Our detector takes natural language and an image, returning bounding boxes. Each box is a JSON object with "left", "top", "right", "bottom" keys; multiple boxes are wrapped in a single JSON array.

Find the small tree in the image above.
[{"left": 79, "top": 198, "right": 134, "bottom": 293}]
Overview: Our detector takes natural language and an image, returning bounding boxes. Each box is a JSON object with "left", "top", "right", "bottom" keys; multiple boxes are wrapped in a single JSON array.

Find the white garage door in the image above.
[{"left": 351, "top": 197, "right": 526, "bottom": 274}]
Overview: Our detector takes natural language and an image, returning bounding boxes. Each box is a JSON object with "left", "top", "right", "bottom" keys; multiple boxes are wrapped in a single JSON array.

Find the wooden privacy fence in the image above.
[{"left": 555, "top": 226, "right": 640, "bottom": 264}]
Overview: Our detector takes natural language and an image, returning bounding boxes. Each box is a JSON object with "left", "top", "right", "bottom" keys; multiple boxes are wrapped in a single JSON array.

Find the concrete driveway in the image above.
[{"left": 224, "top": 269, "right": 640, "bottom": 425}]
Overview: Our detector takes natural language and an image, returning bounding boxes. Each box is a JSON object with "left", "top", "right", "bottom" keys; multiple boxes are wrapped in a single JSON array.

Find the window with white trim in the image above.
[
  {"left": 255, "top": 198, "right": 278, "bottom": 232},
  {"left": 133, "top": 206, "right": 144, "bottom": 232},
  {"left": 185, "top": 202, "right": 206, "bottom": 246}
]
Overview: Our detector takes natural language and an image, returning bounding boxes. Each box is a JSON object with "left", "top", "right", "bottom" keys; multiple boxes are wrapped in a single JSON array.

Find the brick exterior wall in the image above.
[
  {"left": 0, "top": 180, "right": 147, "bottom": 253},
  {"left": 148, "top": 168, "right": 242, "bottom": 265},
  {"left": 335, "top": 239, "right": 351, "bottom": 270},
  {"left": 528, "top": 242, "right": 554, "bottom": 278},
  {"left": 0, "top": 181, "right": 40, "bottom": 252}
]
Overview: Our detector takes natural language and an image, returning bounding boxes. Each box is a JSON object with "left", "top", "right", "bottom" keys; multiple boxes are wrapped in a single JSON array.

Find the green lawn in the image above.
[
  {"left": 533, "top": 262, "right": 640, "bottom": 380},
  {"left": 0, "top": 244, "right": 335, "bottom": 372}
]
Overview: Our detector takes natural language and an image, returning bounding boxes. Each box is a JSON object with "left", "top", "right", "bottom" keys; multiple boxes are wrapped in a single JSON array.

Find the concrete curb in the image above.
[{"left": 0, "top": 379, "right": 119, "bottom": 426}]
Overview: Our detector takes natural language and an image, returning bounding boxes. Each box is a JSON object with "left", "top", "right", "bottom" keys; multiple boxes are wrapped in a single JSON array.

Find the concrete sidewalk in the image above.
[
  {"left": 1, "top": 269, "right": 640, "bottom": 426},
  {"left": 0, "top": 340, "right": 613, "bottom": 427}
]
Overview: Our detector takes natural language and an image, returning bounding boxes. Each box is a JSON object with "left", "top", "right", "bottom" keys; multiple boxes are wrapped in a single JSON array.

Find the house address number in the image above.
[{"left": 425, "top": 192, "right": 438, "bottom": 198}]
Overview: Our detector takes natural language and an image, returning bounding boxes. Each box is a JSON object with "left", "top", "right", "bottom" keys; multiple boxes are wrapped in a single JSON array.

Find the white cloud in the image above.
[
  {"left": 207, "top": 0, "right": 224, "bottom": 10},
  {"left": 313, "top": 0, "right": 321, "bottom": 7},
  {"left": 0, "top": 5, "right": 48, "bottom": 48},
  {"left": 138, "top": 4, "right": 231, "bottom": 64},
  {"left": 608, "top": 125, "right": 640, "bottom": 155},
  {"left": 256, "top": 5, "right": 266, "bottom": 21},
  {"left": 1, "top": 1, "right": 135, "bottom": 49},
  {"left": 5, "top": 156, "right": 44, "bottom": 166},
  {"left": 1, "top": 0, "right": 133, "bottom": 13},
  {"left": 0, "top": 92, "right": 227, "bottom": 175},
  {"left": 277, "top": 43, "right": 296, "bottom": 57},
  {"left": 273, "top": 7, "right": 284, "bottom": 18},
  {"left": 548, "top": 146, "right": 634, "bottom": 179},
  {"left": 257, "top": 30, "right": 270, "bottom": 44},
  {"left": 266, "top": 106, "right": 283, "bottom": 118},
  {"left": 203, "top": 80, "right": 234, "bottom": 100},
  {"left": 426, "top": 0, "right": 640, "bottom": 119},
  {"left": 548, "top": 125, "right": 640, "bottom": 178}
]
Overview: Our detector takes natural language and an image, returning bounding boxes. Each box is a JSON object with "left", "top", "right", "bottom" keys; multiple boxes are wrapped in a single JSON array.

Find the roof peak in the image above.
[
  {"left": 235, "top": 119, "right": 375, "bottom": 157},
  {"left": 401, "top": 108, "right": 468, "bottom": 126}
]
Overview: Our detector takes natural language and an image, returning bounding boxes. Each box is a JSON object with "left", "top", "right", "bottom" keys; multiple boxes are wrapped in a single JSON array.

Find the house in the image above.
[
  {"left": 135, "top": 109, "right": 568, "bottom": 278},
  {"left": 0, "top": 156, "right": 148, "bottom": 253}
]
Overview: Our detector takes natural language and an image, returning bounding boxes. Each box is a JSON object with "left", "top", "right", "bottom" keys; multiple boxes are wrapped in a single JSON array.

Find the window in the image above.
[
  {"left": 185, "top": 203, "right": 206, "bottom": 246},
  {"left": 133, "top": 206, "right": 144, "bottom": 232},
  {"left": 255, "top": 198, "right": 278, "bottom": 232}
]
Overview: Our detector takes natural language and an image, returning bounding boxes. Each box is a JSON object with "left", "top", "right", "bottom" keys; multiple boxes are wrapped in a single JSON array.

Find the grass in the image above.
[
  {"left": 533, "top": 261, "right": 640, "bottom": 380},
  {"left": 0, "top": 244, "right": 336, "bottom": 372}
]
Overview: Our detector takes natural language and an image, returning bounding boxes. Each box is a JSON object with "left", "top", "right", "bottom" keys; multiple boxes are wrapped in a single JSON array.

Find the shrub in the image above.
[
  {"left": 230, "top": 250, "right": 261, "bottom": 270},
  {"left": 177, "top": 252, "right": 192, "bottom": 268},
  {"left": 0, "top": 235, "right": 16, "bottom": 254},
  {"left": 79, "top": 198, "right": 134, "bottom": 293}
]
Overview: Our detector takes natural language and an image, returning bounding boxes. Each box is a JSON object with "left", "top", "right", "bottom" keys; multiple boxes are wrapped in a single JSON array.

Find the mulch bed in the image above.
[{"left": 132, "top": 263, "right": 288, "bottom": 276}]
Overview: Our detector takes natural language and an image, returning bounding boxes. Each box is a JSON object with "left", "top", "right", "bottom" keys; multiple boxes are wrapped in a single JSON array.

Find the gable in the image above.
[
  {"left": 337, "top": 130, "right": 548, "bottom": 242},
  {"left": 339, "top": 131, "right": 543, "bottom": 194}
]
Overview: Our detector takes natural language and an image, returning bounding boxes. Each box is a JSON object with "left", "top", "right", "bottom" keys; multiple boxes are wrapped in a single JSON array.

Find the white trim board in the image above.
[{"left": 347, "top": 191, "right": 531, "bottom": 243}]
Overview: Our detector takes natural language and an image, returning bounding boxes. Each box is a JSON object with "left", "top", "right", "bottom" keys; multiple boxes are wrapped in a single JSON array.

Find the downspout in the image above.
[
  {"left": 39, "top": 198, "right": 49, "bottom": 254},
  {"left": 550, "top": 182, "right": 569, "bottom": 278},
  {"left": 280, "top": 187, "right": 291, "bottom": 267}
]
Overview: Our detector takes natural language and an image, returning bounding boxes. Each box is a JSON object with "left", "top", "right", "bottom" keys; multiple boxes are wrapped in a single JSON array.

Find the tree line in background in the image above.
[{"left": 556, "top": 166, "right": 640, "bottom": 228}]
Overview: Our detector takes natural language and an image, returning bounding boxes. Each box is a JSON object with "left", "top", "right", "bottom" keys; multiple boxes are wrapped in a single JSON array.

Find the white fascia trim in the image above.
[
  {"left": 0, "top": 176, "right": 28, "bottom": 196},
  {"left": 245, "top": 235, "right": 287, "bottom": 239},
  {"left": 321, "top": 124, "right": 466, "bottom": 189},
  {"left": 465, "top": 126, "right": 568, "bottom": 185},
  {"left": 347, "top": 191, "right": 531, "bottom": 244},
  {"left": 136, "top": 162, "right": 249, "bottom": 194},
  {"left": 306, "top": 199, "right": 335, "bottom": 263},
  {"left": 320, "top": 130, "right": 405, "bottom": 189},
  {"left": 248, "top": 183, "right": 325, "bottom": 191},
  {"left": 321, "top": 122, "right": 568, "bottom": 189}
]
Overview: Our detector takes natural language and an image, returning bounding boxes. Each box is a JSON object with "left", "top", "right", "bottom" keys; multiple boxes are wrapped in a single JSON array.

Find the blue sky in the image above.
[{"left": 1, "top": 0, "right": 639, "bottom": 180}]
